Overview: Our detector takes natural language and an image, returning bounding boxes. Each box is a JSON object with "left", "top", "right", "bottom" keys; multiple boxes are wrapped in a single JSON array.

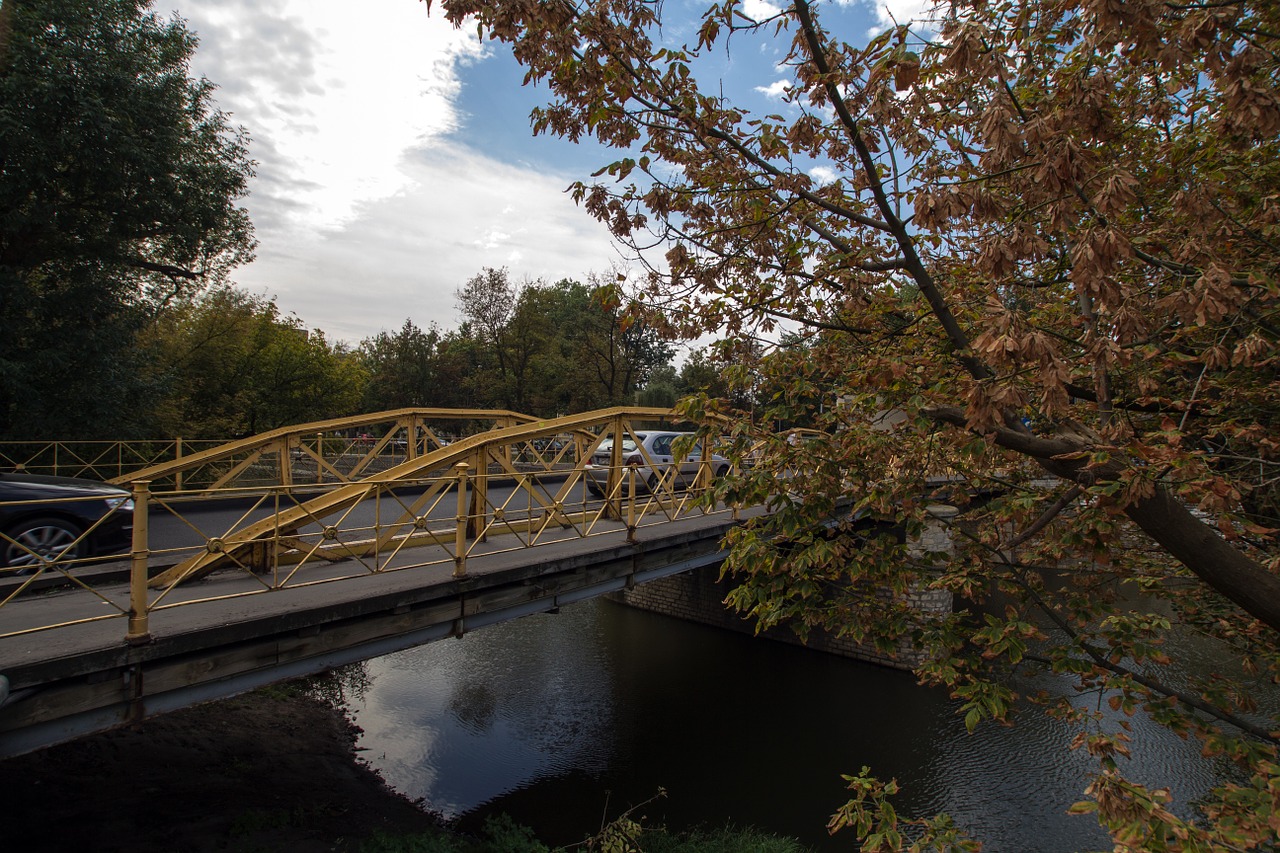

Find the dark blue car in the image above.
[{"left": 0, "top": 473, "right": 134, "bottom": 570}]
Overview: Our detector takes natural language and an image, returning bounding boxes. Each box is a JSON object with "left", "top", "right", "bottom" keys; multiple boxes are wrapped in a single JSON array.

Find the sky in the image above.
[{"left": 174, "top": 0, "right": 911, "bottom": 346}]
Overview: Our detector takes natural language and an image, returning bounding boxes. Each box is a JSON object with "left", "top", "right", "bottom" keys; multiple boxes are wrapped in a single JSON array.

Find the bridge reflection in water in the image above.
[{"left": 0, "top": 407, "right": 767, "bottom": 757}]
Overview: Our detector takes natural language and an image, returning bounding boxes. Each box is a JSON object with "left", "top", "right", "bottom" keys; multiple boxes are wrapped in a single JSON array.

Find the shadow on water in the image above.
[{"left": 345, "top": 597, "right": 1247, "bottom": 852}]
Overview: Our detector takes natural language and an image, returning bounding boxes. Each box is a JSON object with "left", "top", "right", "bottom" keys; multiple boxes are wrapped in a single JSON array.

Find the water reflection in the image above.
[{"left": 346, "top": 599, "right": 1249, "bottom": 851}]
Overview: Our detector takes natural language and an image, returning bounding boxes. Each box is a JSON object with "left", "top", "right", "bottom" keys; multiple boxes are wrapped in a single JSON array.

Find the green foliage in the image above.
[
  {"left": 359, "top": 830, "right": 465, "bottom": 853},
  {"left": 827, "top": 768, "right": 980, "bottom": 853},
  {"left": 477, "top": 815, "right": 551, "bottom": 853},
  {"left": 142, "top": 286, "right": 365, "bottom": 437},
  {"left": 358, "top": 320, "right": 443, "bottom": 411},
  {"left": 357, "top": 820, "right": 813, "bottom": 853},
  {"left": 355, "top": 815, "right": 550, "bottom": 853},
  {"left": 0, "top": 0, "right": 254, "bottom": 439},
  {"left": 364, "top": 271, "right": 673, "bottom": 417},
  {"left": 637, "top": 826, "right": 812, "bottom": 853}
]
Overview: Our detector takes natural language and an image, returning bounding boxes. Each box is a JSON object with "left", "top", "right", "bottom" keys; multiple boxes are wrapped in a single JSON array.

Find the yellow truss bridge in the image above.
[{"left": 0, "top": 406, "right": 765, "bottom": 644}]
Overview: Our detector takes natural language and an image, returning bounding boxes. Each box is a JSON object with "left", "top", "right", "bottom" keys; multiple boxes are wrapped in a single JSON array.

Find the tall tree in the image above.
[
  {"left": 455, "top": 267, "right": 519, "bottom": 407},
  {"left": 144, "top": 287, "right": 363, "bottom": 438},
  {"left": 357, "top": 319, "right": 442, "bottom": 411},
  {"left": 573, "top": 271, "right": 673, "bottom": 406},
  {"left": 430, "top": 0, "right": 1280, "bottom": 848},
  {"left": 453, "top": 271, "right": 672, "bottom": 414},
  {"left": 0, "top": 0, "right": 254, "bottom": 439}
]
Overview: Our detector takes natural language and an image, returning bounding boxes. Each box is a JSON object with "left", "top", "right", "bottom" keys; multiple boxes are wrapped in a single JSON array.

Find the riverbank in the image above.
[{"left": 0, "top": 683, "right": 447, "bottom": 852}]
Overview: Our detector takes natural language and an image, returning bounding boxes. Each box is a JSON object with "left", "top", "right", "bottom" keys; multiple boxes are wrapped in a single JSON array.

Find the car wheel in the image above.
[
  {"left": 586, "top": 482, "right": 604, "bottom": 498},
  {"left": 715, "top": 465, "right": 730, "bottom": 478},
  {"left": 3, "top": 517, "right": 84, "bottom": 571},
  {"left": 646, "top": 473, "right": 661, "bottom": 493}
]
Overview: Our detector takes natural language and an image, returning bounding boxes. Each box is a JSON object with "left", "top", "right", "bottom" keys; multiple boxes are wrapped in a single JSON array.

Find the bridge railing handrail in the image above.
[{"left": 0, "top": 438, "right": 230, "bottom": 482}]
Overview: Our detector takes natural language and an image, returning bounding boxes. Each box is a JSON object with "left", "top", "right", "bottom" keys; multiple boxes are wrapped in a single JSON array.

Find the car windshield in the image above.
[{"left": 595, "top": 438, "right": 639, "bottom": 453}]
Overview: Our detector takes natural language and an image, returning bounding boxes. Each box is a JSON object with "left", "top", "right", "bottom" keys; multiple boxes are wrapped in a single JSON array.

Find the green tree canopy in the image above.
[
  {"left": 0, "top": 0, "right": 254, "bottom": 439},
  {"left": 431, "top": 0, "right": 1280, "bottom": 847},
  {"left": 452, "top": 269, "right": 672, "bottom": 415},
  {"left": 143, "top": 287, "right": 363, "bottom": 438},
  {"left": 357, "top": 319, "right": 442, "bottom": 412}
]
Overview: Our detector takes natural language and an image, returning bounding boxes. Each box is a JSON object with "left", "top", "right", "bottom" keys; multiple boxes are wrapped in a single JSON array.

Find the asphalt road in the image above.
[{"left": 144, "top": 477, "right": 597, "bottom": 555}]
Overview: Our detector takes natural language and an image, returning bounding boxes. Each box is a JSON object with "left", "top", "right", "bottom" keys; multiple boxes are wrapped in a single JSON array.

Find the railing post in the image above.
[
  {"left": 174, "top": 437, "right": 184, "bottom": 492},
  {"left": 316, "top": 432, "right": 324, "bottom": 484},
  {"left": 626, "top": 466, "right": 637, "bottom": 544},
  {"left": 126, "top": 480, "right": 152, "bottom": 645},
  {"left": 454, "top": 462, "right": 470, "bottom": 577},
  {"left": 607, "top": 416, "right": 625, "bottom": 521}
]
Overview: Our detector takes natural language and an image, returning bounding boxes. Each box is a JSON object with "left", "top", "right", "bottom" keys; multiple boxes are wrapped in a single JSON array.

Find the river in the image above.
[{"left": 341, "top": 596, "right": 1247, "bottom": 852}]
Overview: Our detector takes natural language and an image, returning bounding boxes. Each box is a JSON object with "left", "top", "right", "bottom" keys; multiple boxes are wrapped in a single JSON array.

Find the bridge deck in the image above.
[{"left": 0, "top": 508, "right": 759, "bottom": 756}]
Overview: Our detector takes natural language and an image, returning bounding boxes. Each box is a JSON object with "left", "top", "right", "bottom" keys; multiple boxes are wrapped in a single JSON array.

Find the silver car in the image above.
[{"left": 583, "top": 431, "right": 729, "bottom": 496}]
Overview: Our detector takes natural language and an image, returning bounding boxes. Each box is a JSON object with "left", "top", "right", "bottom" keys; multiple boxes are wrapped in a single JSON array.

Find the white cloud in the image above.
[
  {"left": 174, "top": 0, "right": 621, "bottom": 345},
  {"left": 183, "top": 0, "right": 485, "bottom": 233},
  {"left": 810, "top": 165, "right": 838, "bottom": 185},
  {"left": 234, "top": 141, "right": 622, "bottom": 343},
  {"left": 741, "top": 0, "right": 783, "bottom": 19},
  {"left": 475, "top": 228, "right": 513, "bottom": 251},
  {"left": 754, "top": 79, "right": 790, "bottom": 99},
  {"left": 858, "top": 0, "right": 941, "bottom": 30}
]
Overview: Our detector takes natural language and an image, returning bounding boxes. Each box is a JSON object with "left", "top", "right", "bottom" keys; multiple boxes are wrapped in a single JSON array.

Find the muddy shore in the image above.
[{"left": 0, "top": 687, "right": 446, "bottom": 852}]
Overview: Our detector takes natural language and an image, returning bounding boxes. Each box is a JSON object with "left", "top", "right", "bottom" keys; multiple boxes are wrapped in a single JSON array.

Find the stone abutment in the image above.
[{"left": 611, "top": 505, "right": 957, "bottom": 671}]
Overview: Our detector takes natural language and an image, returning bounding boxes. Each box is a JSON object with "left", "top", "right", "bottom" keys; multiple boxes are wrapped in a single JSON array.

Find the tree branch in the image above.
[
  {"left": 792, "top": 0, "right": 992, "bottom": 382},
  {"left": 925, "top": 403, "right": 1280, "bottom": 634}
]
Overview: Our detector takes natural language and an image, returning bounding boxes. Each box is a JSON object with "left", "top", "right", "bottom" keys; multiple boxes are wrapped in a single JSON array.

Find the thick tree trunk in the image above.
[
  {"left": 1124, "top": 488, "right": 1280, "bottom": 631},
  {"left": 925, "top": 404, "right": 1280, "bottom": 634}
]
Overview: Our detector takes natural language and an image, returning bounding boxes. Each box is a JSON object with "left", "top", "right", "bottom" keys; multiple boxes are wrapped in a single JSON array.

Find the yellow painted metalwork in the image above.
[
  {"left": 144, "top": 407, "right": 677, "bottom": 586},
  {"left": 0, "top": 438, "right": 226, "bottom": 482},
  {"left": 97, "top": 408, "right": 555, "bottom": 492},
  {"left": 126, "top": 480, "right": 151, "bottom": 644},
  {"left": 0, "top": 405, "right": 755, "bottom": 641},
  {"left": 454, "top": 462, "right": 469, "bottom": 577}
]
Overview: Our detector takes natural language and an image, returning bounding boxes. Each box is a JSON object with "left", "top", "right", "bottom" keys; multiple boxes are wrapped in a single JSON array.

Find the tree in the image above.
[
  {"left": 636, "top": 362, "right": 677, "bottom": 408},
  {"left": 453, "top": 271, "right": 672, "bottom": 415},
  {"left": 429, "top": 0, "right": 1280, "bottom": 848},
  {"left": 143, "top": 287, "right": 363, "bottom": 438},
  {"left": 0, "top": 0, "right": 254, "bottom": 439},
  {"left": 358, "top": 319, "right": 442, "bottom": 411},
  {"left": 680, "top": 339, "right": 767, "bottom": 414},
  {"left": 574, "top": 271, "right": 674, "bottom": 406},
  {"left": 456, "top": 267, "right": 520, "bottom": 407}
]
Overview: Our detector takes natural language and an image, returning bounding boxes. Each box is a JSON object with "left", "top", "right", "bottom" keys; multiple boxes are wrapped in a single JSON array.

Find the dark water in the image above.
[{"left": 344, "top": 599, "right": 1241, "bottom": 852}]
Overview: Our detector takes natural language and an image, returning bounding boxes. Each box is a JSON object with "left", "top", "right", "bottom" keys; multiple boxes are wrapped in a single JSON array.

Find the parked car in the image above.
[
  {"left": 583, "top": 431, "right": 730, "bottom": 496},
  {"left": 0, "top": 472, "right": 134, "bottom": 570}
]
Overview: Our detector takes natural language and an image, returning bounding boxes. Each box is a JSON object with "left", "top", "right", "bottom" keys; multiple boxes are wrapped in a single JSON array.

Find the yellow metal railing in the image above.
[
  {"left": 0, "top": 438, "right": 228, "bottom": 484},
  {"left": 0, "top": 407, "right": 742, "bottom": 642}
]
